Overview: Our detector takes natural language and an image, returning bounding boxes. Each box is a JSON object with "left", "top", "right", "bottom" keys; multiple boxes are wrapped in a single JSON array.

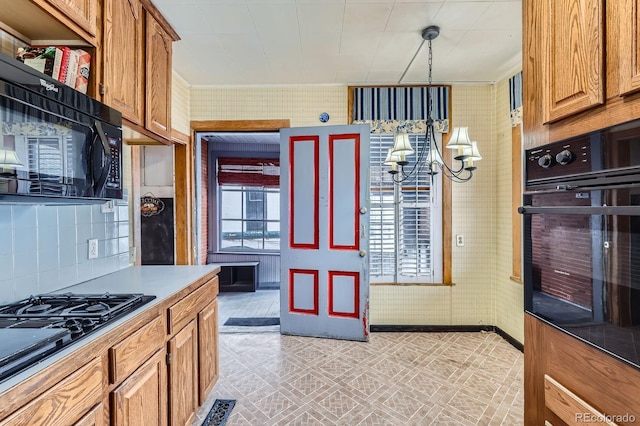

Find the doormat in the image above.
[
  {"left": 224, "top": 317, "right": 280, "bottom": 327},
  {"left": 201, "top": 399, "right": 236, "bottom": 426}
]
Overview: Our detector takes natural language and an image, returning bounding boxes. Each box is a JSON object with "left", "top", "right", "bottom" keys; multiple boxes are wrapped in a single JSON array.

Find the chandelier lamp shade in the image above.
[
  {"left": 385, "top": 25, "right": 481, "bottom": 183},
  {"left": 0, "top": 149, "right": 23, "bottom": 168}
]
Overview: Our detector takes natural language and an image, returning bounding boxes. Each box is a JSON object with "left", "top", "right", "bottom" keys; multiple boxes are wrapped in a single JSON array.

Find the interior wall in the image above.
[
  {"left": 190, "top": 84, "right": 519, "bottom": 337},
  {"left": 495, "top": 73, "right": 525, "bottom": 343},
  {"left": 172, "top": 71, "right": 192, "bottom": 135},
  {"left": 190, "top": 85, "right": 349, "bottom": 127}
]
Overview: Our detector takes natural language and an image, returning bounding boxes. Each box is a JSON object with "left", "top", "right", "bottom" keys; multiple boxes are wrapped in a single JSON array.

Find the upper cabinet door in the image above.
[
  {"left": 45, "top": 0, "right": 97, "bottom": 37},
  {"left": 145, "top": 11, "right": 172, "bottom": 140},
  {"left": 103, "top": 0, "right": 144, "bottom": 125},
  {"left": 543, "top": 0, "right": 605, "bottom": 123},
  {"left": 620, "top": 0, "right": 640, "bottom": 96}
]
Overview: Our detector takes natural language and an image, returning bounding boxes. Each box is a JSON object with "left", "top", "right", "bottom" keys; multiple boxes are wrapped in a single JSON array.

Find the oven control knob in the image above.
[
  {"left": 538, "top": 154, "right": 554, "bottom": 168},
  {"left": 555, "top": 149, "right": 574, "bottom": 165}
]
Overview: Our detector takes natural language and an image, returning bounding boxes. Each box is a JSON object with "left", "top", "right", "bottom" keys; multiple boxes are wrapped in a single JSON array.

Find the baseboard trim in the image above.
[{"left": 369, "top": 324, "right": 523, "bottom": 352}]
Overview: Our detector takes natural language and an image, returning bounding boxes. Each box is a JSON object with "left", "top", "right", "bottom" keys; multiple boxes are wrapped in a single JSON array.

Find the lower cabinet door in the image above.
[
  {"left": 111, "top": 349, "right": 167, "bottom": 426},
  {"left": 168, "top": 320, "right": 198, "bottom": 426},
  {"left": 73, "top": 403, "right": 104, "bottom": 426},
  {"left": 198, "top": 299, "right": 219, "bottom": 405}
]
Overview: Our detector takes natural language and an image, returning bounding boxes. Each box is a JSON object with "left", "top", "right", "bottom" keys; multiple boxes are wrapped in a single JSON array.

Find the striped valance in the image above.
[
  {"left": 352, "top": 87, "right": 449, "bottom": 122},
  {"left": 509, "top": 71, "right": 523, "bottom": 127}
]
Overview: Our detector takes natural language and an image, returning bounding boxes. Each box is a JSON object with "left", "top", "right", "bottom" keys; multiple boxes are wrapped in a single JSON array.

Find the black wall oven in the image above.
[
  {"left": 521, "top": 119, "right": 640, "bottom": 369},
  {"left": 0, "top": 52, "right": 122, "bottom": 202}
]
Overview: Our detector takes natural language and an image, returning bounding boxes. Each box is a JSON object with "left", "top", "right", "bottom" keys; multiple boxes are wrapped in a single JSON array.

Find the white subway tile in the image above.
[
  {"left": 76, "top": 242, "right": 89, "bottom": 264},
  {"left": 11, "top": 205, "right": 36, "bottom": 229},
  {"left": 76, "top": 261, "right": 93, "bottom": 282},
  {"left": 0, "top": 254, "right": 13, "bottom": 278},
  {"left": 106, "top": 238, "right": 118, "bottom": 256},
  {"left": 13, "top": 250, "right": 35, "bottom": 278},
  {"left": 0, "top": 279, "right": 16, "bottom": 304},
  {"left": 13, "top": 226, "right": 37, "bottom": 254},
  {"left": 57, "top": 205, "right": 76, "bottom": 228},
  {"left": 38, "top": 270, "right": 62, "bottom": 293},
  {"left": 75, "top": 205, "right": 92, "bottom": 224},
  {"left": 13, "top": 274, "right": 39, "bottom": 300},
  {"left": 38, "top": 225, "right": 59, "bottom": 252},
  {"left": 91, "top": 222, "right": 106, "bottom": 240},
  {"left": 118, "top": 222, "right": 130, "bottom": 238},
  {"left": 0, "top": 224, "right": 12, "bottom": 255},
  {"left": 0, "top": 205, "right": 12, "bottom": 227},
  {"left": 76, "top": 223, "right": 92, "bottom": 243},
  {"left": 58, "top": 240, "right": 76, "bottom": 267},
  {"left": 58, "top": 225, "right": 77, "bottom": 247},
  {"left": 37, "top": 206, "right": 58, "bottom": 229},
  {"left": 38, "top": 247, "right": 58, "bottom": 272},
  {"left": 58, "top": 265, "right": 78, "bottom": 288},
  {"left": 118, "top": 237, "right": 129, "bottom": 254},
  {"left": 105, "top": 222, "right": 118, "bottom": 239}
]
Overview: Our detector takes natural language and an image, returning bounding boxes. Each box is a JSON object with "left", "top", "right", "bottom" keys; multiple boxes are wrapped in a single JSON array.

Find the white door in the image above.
[{"left": 280, "top": 124, "right": 370, "bottom": 341}]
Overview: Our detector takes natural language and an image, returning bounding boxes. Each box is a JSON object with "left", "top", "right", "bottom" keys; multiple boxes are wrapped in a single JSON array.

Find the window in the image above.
[
  {"left": 369, "top": 133, "right": 442, "bottom": 283},
  {"left": 217, "top": 157, "right": 280, "bottom": 253}
]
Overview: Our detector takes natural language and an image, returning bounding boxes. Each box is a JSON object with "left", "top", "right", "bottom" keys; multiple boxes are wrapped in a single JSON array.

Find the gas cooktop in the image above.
[{"left": 0, "top": 292, "right": 156, "bottom": 383}]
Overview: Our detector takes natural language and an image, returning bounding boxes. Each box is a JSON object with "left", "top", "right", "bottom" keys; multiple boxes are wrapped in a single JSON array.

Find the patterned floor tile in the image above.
[{"left": 193, "top": 292, "right": 524, "bottom": 426}]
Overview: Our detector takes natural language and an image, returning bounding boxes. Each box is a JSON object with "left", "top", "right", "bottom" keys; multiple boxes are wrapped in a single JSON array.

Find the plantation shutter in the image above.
[
  {"left": 217, "top": 157, "right": 280, "bottom": 187},
  {"left": 369, "top": 133, "right": 438, "bottom": 282}
]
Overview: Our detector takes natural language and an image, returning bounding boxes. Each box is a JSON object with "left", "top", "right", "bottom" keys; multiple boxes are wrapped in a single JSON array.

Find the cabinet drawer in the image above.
[
  {"left": 109, "top": 314, "right": 165, "bottom": 384},
  {"left": 1, "top": 357, "right": 102, "bottom": 426},
  {"left": 168, "top": 277, "right": 219, "bottom": 335}
]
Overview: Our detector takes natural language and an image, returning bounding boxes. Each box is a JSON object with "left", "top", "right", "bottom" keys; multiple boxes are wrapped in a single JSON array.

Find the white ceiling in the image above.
[{"left": 152, "top": 0, "right": 522, "bottom": 87}]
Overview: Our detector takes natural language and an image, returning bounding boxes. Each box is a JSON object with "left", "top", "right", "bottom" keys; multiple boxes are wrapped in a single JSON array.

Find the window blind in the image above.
[
  {"left": 217, "top": 157, "right": 280, "bottom": 187},
  {"left": 369, "top": 133, "right": 440, "bottom": 282}
]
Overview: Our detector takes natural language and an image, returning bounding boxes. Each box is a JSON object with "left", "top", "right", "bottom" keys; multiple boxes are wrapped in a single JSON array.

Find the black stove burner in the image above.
[
  {"left": 86, "top": 304, "right": 107, "bottom": 313},
  {"left": 23, "top": 304, "right": 51, "bottom": 314},
  {"left": 0, "top": 292, "right": 156, "bottom": 384}
]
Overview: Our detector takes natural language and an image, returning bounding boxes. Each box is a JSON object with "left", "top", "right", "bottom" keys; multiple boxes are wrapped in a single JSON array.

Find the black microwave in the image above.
[{"left": 0, "top": 52, "right": 123, "bottom": 203}]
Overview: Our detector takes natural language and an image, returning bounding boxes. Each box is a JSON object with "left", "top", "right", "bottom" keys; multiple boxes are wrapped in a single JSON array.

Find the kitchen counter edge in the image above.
[{"left": 0, "top": 264, "right": 221, "bottom": 396}]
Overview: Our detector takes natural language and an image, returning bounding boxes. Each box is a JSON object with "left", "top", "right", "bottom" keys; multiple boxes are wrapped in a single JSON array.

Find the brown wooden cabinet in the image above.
[
  {"left": 198, "top": 299, "right": 219, "bottom": 405},
  {"left": 102, "top": 0, "right": 145, "bottom": 125},
  {"left": 111, "top": 349, "right": 168, "bottom": 426},
  {"left": 43, "top": 0, "right": 98, "bottom": 38},
  {"left": 524, "top": 0, "right": 640, "bottom": 149},
  {"left": 0, "top": 357, "right": 103, "bottom": 426},
  {"left": 0, "top": 270, "right": 220, "bottom": 426},
  {"left": 619, "top": 0, "right": 640, "bottom": 96},
  {"left": 542, "top": 0, "right": 604, "bottom": 123},
  {"left": 166, "top": 276, "right": 219, "bottom": 425},
  {"left": 73, "top": 403, "right": 104, "bottom": 426},
  {"left": 524, "top": 314, "right": 640, "bottom": 425},
  {"left": 168, "top": 320, "right": 198, "bottom": 426},
  {"left": 145, "top": 10, "right": 172, "bottom": 140}
]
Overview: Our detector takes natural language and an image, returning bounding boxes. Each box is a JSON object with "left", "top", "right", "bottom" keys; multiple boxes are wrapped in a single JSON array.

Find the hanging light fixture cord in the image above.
[{"left": 389, "top": 25, "right": 478, "bottom": 184}]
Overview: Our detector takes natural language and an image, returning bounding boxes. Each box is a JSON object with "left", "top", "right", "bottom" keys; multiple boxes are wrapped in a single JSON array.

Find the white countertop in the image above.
[{"left": 0, "top": 265, "right": 220, "bottom": 394}]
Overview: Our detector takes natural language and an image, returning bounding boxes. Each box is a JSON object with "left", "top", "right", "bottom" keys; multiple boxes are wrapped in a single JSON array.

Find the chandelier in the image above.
[{"left": 384, "top": 25, "right": 481, "bottom": 183}]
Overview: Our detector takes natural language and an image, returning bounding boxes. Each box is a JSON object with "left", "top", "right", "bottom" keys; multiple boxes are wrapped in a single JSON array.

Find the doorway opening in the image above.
[{"left": 193, "top": 123, "right": 287, "bottom": 333}]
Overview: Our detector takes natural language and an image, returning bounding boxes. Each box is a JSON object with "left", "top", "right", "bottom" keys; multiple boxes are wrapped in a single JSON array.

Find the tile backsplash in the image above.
[{"left": 0, "top": 203, "right": 130, "bottom": 304}]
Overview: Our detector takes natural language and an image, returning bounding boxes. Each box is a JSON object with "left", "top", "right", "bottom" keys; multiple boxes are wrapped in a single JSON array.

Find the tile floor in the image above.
[{"left": 194, "top": 290, "right": 524, "bottom": 425}]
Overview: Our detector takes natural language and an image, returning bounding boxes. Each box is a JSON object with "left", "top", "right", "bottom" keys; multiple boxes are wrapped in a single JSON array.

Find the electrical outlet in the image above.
[
  {"left": 129, "top": 247, "right": 137, "bottom": 264},
  {"left": 88, "top": 239, "right": 99, "bottom": 259},
  {"left": 456, "top": 234, "right": 464, "bottom": 247}
]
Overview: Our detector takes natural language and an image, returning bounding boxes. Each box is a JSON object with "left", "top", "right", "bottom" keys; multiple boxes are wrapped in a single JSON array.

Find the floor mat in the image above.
[
  {"left": 201, "top": 399, "right": 236, "bottom": 426},
  {"left": 223, "top": 317, "right": 280, "bottom": 326}
]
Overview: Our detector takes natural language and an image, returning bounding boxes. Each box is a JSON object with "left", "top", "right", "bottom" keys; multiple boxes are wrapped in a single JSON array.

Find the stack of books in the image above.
[{"left": 16, "top": 46, "right": 91, "bottom": 94}]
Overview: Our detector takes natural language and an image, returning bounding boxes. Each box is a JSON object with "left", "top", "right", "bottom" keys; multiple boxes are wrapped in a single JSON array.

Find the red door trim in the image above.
[
  {"left": 289, "top": 135, "right": 320, "bottom": 249},
  {"left": 289, "top": 269, "right": 319, "bottom": 315},
  {"left": 328, "top": 271, "right": 360, "bottom": 319},
  {"left": 328, "top": 133, "right": 360, "bottom": 250}
]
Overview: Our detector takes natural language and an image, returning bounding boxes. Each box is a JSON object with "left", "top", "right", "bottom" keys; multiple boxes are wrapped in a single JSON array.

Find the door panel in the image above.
[{"left": 280, "top": 124, "right": 370, "bottom": 341}]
